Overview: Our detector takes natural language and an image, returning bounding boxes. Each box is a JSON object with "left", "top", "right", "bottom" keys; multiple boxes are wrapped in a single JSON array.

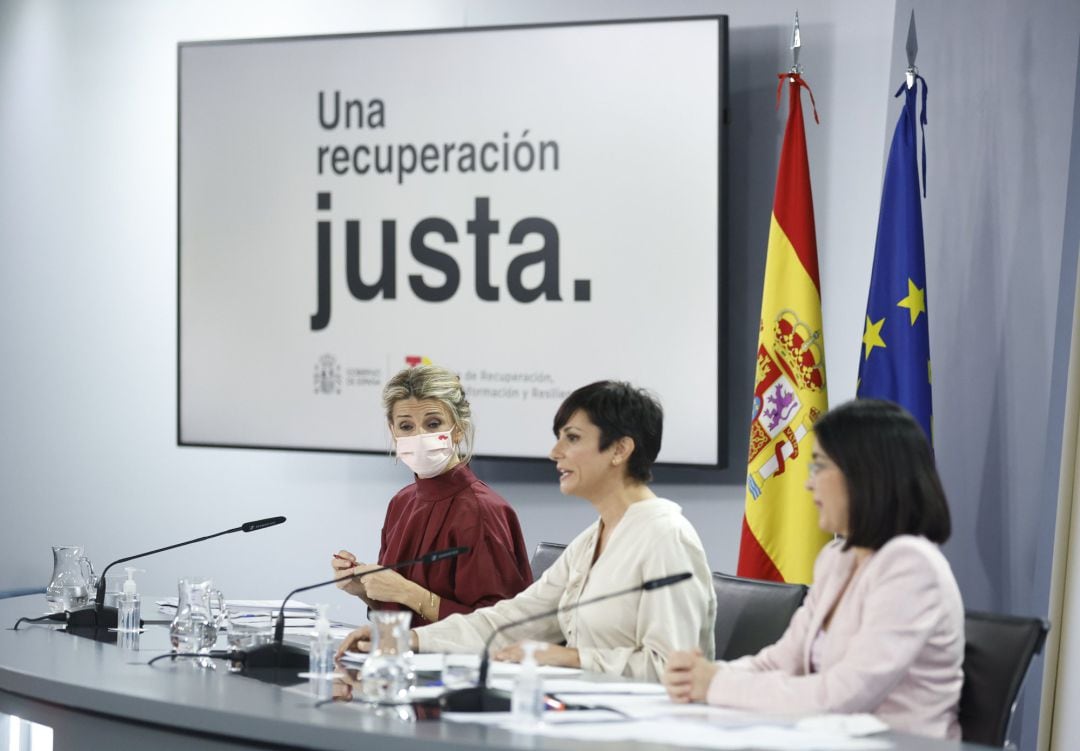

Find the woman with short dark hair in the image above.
[
  {"left": 338, "top": 380, "right": 716, "bottom": 681},
  {"left": 550, "top": 380, "right": 664, "bottom": 484},
  {"left": 663, "top": 399, "right": 964, "bottom": 740}
]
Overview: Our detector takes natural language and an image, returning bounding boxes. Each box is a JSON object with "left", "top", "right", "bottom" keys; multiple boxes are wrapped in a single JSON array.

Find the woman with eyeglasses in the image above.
[{"left": 663, "top": 399, "right": 963, "bottom": 739}]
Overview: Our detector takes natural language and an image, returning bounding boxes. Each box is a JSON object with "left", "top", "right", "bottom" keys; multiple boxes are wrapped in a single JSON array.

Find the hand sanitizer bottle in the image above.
[
  {"left": 511, "top": 641, "right": 545, "bottom": 726},
  {"left": 309, "top": 603, "right": 334, "bottom": 699},
  {"left": 117, "top": 567, "right": 141, "bottom": 633}
]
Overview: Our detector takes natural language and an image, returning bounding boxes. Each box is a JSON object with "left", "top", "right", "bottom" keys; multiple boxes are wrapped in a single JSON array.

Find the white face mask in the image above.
[{"left": 395, "top": 432, "right": 455, "bottom": 478}]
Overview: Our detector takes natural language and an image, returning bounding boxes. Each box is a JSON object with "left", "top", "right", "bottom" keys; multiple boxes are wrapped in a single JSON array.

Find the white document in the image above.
[
  {"left": 342, "top": 653, "right": 443, "bottom": 671},
  {"left": 499, "top": 679, "right": 666, "bottom": 695},
  {"left": 340, "top": 651, "right": 583, "bottom": 677},
  {"left": 506, "top": 719, "right": 891, "bottom": 750},
  {"left": 552, "top": 692, "right": 679, "bottom": 719},
  {"left": 441, "top": 712, "right": 515, "bottom": 725},
  {"left": 794, "top": 714, "right": 889, "bottom": 737},
  {"left": 283, "top": 625, "right": 354, "bottom": 639},
  {"left": 156, "top": 598, "right": 317, "bottom": 615}
]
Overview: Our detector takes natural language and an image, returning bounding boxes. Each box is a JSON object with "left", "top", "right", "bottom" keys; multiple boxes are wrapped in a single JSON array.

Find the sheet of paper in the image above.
[
  {"left": 492, "top": 678, "right": 666, "bottom": 695},
  {"left": 282, "top": 625, "right": 355, "bottom": 639},
  {"left": 490, "top": 662, "right": 582, "bottom": 678},
  {"left": 340, "top": 650, "right": 366, "bottom": 666},
  {"left": 552, "top": 694, "right": 786, "bottom": 722},
  {"left": 553, "top": 692, "right": 677, "bottom": 718},
  {"left": 441, "top": 711, "right": 514, "bottom": 725},
  {"left": 155, "top": 598, "right": 317, "bottom": 614},
  {"left": 794, "top": 714, "right": 889, "bottom": 737},
  {"left": 541, "top": 709, "right": 628, "bottom": 724},
  {"left": 339, "top": 651, "right": 582, "bottom": 677},
  {"left": 443, "top": 709, "right": 626, "bottom": 726},
  {"left": 506, "top": 718, "right": 892, "bottom": 749}
]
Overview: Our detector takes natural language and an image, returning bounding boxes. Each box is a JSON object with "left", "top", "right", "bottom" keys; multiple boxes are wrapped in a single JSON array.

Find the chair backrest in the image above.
[
  {"left": 529, "top": 541, "right": 567, "bottom": 581},
  {"left": 712, "top": 572, "right": 808, "bottom": 661},
  {"left": 959, "top": 610, "right": 1049, "bottom": 747}
]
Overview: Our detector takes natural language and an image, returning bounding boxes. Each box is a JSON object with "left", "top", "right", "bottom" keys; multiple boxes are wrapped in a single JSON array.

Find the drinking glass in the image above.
[
  {"left": 359, "top": 611, "right": 415, "bottom": 703},
  {"left": 441, "top": 653, "right": 480, "bottom": 689},
  {"left": 169, "top": 577, "right": 226, "bottom": 668},
  {"left": 45, "top": 546, "right": 94, "bottom": 613},
  {"left": 225, "top": 612, "right": 273, "bottom": 673}
]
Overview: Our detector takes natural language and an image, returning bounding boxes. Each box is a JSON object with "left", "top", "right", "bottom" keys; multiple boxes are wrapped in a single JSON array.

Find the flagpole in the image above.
[
  {"left": 905, "top": 10, "right": 918, "bottom": 90},
  {"left": 790, "top": 10, "right": 802, "bottom": 77}
]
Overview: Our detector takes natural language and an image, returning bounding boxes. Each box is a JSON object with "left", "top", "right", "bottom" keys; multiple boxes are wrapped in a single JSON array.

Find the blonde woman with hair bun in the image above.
[{"left": 330, "top": 364, "right": 532, "bottom": 627}]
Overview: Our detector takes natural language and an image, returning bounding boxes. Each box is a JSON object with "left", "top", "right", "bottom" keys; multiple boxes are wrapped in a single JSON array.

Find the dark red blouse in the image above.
[{"left": 377, "top": 463, "right": 532, "bottom": 627}]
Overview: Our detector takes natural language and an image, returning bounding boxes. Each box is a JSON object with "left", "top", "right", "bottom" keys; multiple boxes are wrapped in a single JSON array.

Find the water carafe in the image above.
[
  {"left": 45, "top": 546, "right": 95, "bottom": 613},
  {"left": 360, "top": 611, "right": 415, "bottom": 703},
  {"left": 169, "top": 577, "right": 225, "bottom": 668}
]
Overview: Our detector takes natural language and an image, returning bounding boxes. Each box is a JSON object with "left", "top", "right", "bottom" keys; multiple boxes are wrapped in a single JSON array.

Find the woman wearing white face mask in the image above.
[{"left": 331, "top": 365, "right": 533, "bottom": 627}]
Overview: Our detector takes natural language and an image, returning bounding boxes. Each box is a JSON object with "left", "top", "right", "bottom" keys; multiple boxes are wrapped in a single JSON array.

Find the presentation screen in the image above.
[{"left": 178, "top": 17, "right": 727, "bottom": 465}]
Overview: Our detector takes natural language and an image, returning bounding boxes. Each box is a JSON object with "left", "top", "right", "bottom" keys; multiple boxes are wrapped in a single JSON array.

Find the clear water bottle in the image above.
[
  {"left": 309, "top": 604, "right": 334, "bottom": 699},
  {"left": 511, "top": 641, "right": 545, "bottom": 726}
]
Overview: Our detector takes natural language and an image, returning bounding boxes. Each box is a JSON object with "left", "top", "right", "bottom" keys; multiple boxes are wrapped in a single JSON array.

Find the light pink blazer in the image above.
[{"left": 707, "top": 535, "right": 964, "bottom": 739}]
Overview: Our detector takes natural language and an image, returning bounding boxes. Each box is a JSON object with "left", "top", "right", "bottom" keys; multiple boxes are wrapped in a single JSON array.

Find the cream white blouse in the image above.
[{"left": 415, "top": 498, "right": 716, "bottom": 681}]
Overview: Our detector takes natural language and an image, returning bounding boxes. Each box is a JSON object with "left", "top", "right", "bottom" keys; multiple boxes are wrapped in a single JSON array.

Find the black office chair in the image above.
[
  {"left": 958, "top": 610, "right": 1049, "bottom": 748},
  {"left": 712, "top": 572, "right": 808, "bottom": 661},
  {"left": 529, "top": 541, "right": 567, "bottom": 581}
]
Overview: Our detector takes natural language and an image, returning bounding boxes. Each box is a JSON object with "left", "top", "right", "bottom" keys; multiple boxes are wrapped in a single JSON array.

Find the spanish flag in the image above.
[{"left": 737, "top": 74, "right": 831, "bottom": 584}]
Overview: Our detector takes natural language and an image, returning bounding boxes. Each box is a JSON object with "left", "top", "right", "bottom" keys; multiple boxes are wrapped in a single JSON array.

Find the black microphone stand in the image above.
[
  {"left": 440, "top": 572, "right": 692, "bottom": 712},
  {"left": 65, "top": 516, "right": 286, "bottom": 640},
  {"left": 237, "top": 546, "right": 468, "bottom": 686}
]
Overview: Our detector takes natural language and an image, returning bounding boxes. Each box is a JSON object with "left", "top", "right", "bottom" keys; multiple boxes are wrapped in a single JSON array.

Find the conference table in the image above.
[{"left": 0, "top": 598, "right": 991, "bottom": 751}]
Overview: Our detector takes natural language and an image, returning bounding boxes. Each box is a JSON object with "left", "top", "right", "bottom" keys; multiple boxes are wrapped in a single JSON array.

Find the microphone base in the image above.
[
  {"left": 439, "top": 686, "right": 511, "bottom": 712},
  {"left": 238, "top": 642, "right": 310, "bottom": 686},
  {"left": 65, "top": 605, "right": 121, "bottom": 642}
]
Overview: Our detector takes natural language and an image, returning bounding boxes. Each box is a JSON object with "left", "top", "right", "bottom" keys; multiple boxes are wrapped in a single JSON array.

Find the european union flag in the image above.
[{"left": 857, "top": 76, "right": 932, "bottom": 442}]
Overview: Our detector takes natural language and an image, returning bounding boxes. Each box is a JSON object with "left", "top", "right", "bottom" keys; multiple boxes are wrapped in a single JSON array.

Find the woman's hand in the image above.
[
  {"left": 492, "top": 642, "right": 581, "bottom": 669},
  {"left": 332, "top": 668, "right": 362, "bottom": 702},
  {"left": 357, "top": 566, "right": 416, "bottom": 605},
  {"left": 335, "top": 626, "right": 419, "bottom": 660},
  {"left": 662, "top": 650, "right": 718, "bottom": 703},
  {"left": 336, "top": 626, "right": 373, "bottom": 659},
  {"left": 331, "top": 550, "right": 369, "bottom": 598}
]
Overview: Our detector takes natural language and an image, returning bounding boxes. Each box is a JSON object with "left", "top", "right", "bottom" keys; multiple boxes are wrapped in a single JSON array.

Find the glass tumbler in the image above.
[
  {"left": 225, "top": 612, "right": 273, "bottom": 673},
  {"left": 360, "top": 611, "right": 415, "bottom": 703}
]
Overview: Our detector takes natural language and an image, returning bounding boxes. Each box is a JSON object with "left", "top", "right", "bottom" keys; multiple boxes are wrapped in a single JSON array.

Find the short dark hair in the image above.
[
  {"left": 552, "top": 381, "right": 663, "bottom": 483},
  {"left": 813, "top": 399, "right": 950, "bottom": 550}
]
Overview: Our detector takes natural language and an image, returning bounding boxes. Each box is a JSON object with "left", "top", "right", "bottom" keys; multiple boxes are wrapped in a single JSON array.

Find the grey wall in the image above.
[
  {"left": 0, "top": 0, "right": 896, "bottom": 603},
  {"left": 2, "top": 0, "right": 1078, "bottom": 747},
  {"left": 890, "top": 1, "right": 1080, "bottom": 747}
]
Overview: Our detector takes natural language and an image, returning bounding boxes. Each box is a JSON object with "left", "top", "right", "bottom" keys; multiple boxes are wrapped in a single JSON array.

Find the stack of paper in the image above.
[
  {"left": 443, "top": 706, "right": 891, "bottom": 750},
  {"left": 155, "top": 598, "right": 318, "bottom": 617},
  {"left": 339, "top": 651, "right": 584, "bottom": 679}
]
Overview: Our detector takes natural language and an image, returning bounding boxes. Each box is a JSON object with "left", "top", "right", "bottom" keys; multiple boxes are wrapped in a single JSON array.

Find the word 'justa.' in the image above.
[{"left": 310, "top": 194, "right": 592, "bottom": 331}]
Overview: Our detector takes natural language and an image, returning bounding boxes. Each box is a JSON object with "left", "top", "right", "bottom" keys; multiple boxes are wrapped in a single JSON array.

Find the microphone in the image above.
[
  {"left": 236, "top": 546, "right": 469, "bottom": 685},
  {"left": 241, "top": 516, "right": 287, "bottom": 532},
  {"left": 65, "top": 516, "right": 287, "bottom": 636},
  {"left": 440, "top": 571, "right": 693, "bottom": 712}
]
